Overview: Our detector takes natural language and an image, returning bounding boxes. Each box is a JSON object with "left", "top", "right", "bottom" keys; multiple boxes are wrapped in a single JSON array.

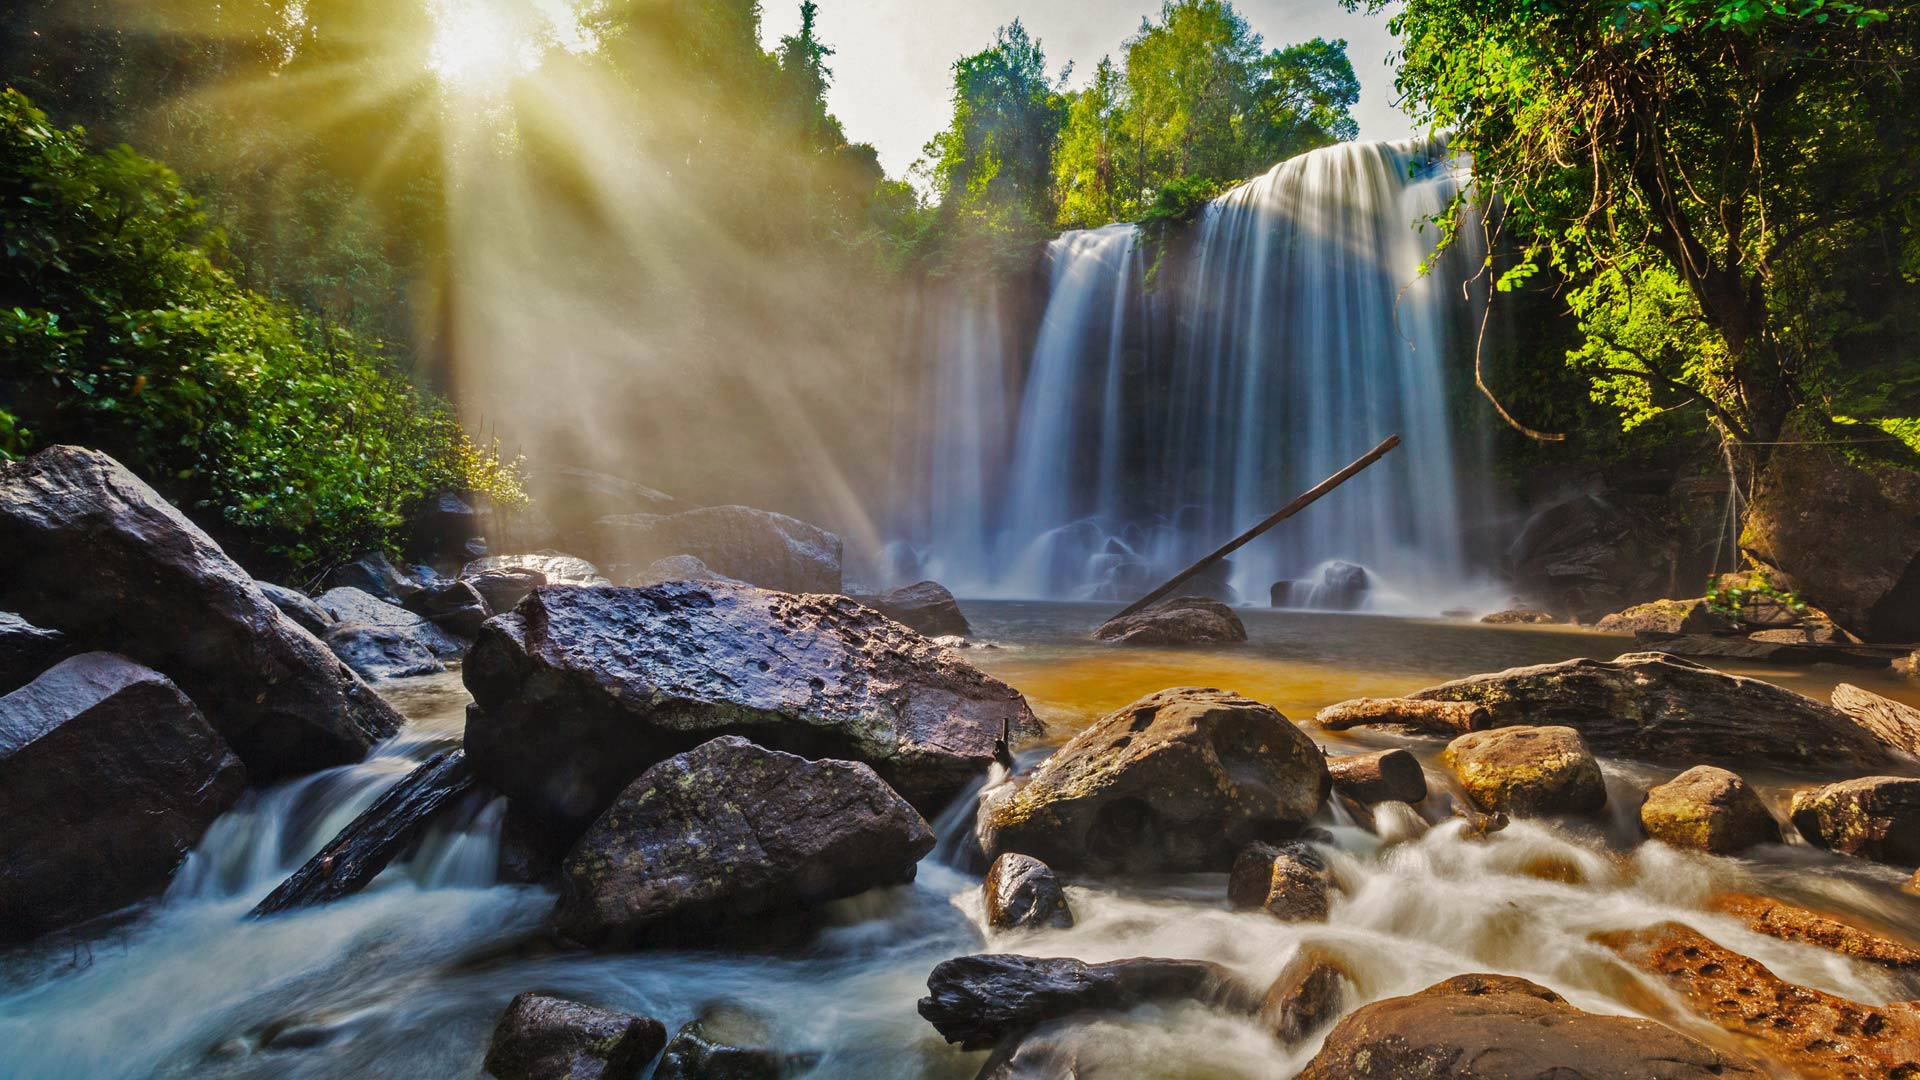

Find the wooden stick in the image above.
[{"left": 1108, "top": 434, "right": 1403, "bottom": 622}]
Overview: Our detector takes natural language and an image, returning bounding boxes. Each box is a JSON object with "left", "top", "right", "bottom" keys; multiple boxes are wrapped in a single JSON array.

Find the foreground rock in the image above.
[
  {"left": 0, "top": 653, "right": 247, "bottom": 941},
  {"left": 978, "top": 688, "right": 1328, "bottom": 875},
  {"left": 1327, "top": 748, "right": 1427, "bottom": 805},
  {"left": 1443, "top": 726, "right": 1607, "bottom": 817},
  {"left": 1603, "top": 922, "right": 1920, "bottom": 1079},
  {"left": 1228, "top": 841, "right": 1333, "bottom": 922},
  {"left": 592, "top": 505, "right": 842, "bottom": 594},
  {"left": 1296, "top": 972, "right": 1757, "bottom": 1079},
  {"left": 1315, "top": 697, "right": 1488, "bottom": 736},
  {"left": 1093, "top": 596, "right": 1246, "bottom": 646},
  {"left": 466, "top": 582, "right": 1038, "bottom": 837},
  {"left": 554, "top": 737, "right": 934, "bottom": 947},
  {"left": 254, "top": 582, "right": 335, "bottom": 638},
  {"left": 858, "top": 580, "right": 971, "bottom": 638},
  {"left": 654, "top": 1004, "right": 811, "bottom": 1080},
  {"left": 1262, "top": 949, "right": 1348, "bottom": 1044},
  {"left": 1790, "top": 776, "right": 1920, "bottom": 865},
  {"left": 483, "top": 992, "right": 666, "bottom": 1080},
  {"left": 1831, "top": 682, "right": 1920, "bottom": 758},
  {"left": 917, "top": 954, "right": 1253, "bottom": 1051},
  {"left": 0, "top": 446, "right": 400, "bottom": 777},
  {"left": 983, "top": 853, "right": 1073, "bottom": 932},
  {"left": 1640, "top": 766, "right": 1780, "bottom": 854},
  {"left": 0, "top": 611, "right": 67, "bottom": 695},
  {"left": 1708, "top": 893, "right": 1920, "bottom": 969}
]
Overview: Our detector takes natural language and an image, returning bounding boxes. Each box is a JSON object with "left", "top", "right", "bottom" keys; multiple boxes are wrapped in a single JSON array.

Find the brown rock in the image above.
[
  {"left": 1479, "top": 608, "right": 1559, "bottom": 624},
  {"left": 1595, "top": 598, "right": 1715, "bottom": 635},
  {"left": 1092, "top": 596, "right": 1246, "bottom": 646},
  {"left": 1831, "top": 682, "right": 1920, "bottom": 758},
  {"left": 983, "top": 853, "right": 1073, "bottom": 932},
  {"left": 1791, "top": 776, "right": 1920, "bottom": 866},
  {"left": 1443, "top": 726, "right": 1607, "bottom": 817},
  {"left": 1896, "top": 651, "right": 1918, "bottom": 680},
  {"left": 1327, "top": 748, "right": 1427, "bottom": 804},
  {"left": 1708, "top": 893, "right": 1920, "bottom": 969},
  {"left": 1639, "top": 766, "right": 1781, "bottom": 854},
  {"left": 857, "top": 580, "right": 971, "bottom": 638},
  {"left": 1228, "top": 842, "right": 1332, "bottom": 922},
  {"left": 1315, "top": 697, "right": 1489, "bottom": 736},
  {"left": 483, "top": 992, "right": 666, "bottom": 1080},
  {"left": 1261, "top": 949, "right": 1348, "bottom": 1045}
]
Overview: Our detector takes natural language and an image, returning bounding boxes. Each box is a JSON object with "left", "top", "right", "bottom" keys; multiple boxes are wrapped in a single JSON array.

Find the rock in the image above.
[
  {"left": 0, "top": 653, "right": 247, "bottom": 941},
  {"left": 1177, "top": 559, "right": 1239, "bottom": 604},
  {"left": 1442, "top": 726, "right": 1607, "bottom": 817},
  {"left": 1268, "top": 580, "right": 1295, "bottom": 608},
  {"left": 1092, "top": 596, "right": 1246, "bottom": 646},
  {"left": 1790, "top": 776, "right": 1920, "bottom": 865},
  {"left": 254, "top": 582, "right": 335, "bottom": 638},
  {"left": 401, "top": 578, "right": 491, "bottom": 640},
  {"left": 983, "top": 853, "right": 1073, "bottom": 932},
  {"left": 1262, "top": 949, "right": 1347, "bottom": 1044},
  {"left": 462, "top": 553, "right": 610, "bottom": 587},
  {"left": 1595, "top": 598, "right": 1715, "bottom": 634},
  {"left": 1326, "top": 748, "right": 1427, "bottom": 804},
  {"left": 317, "top": 587, "right": 465, "bottom": 657},
  {"left": 1708, "top": 893, "right": 1920, "bottom": 969},
  {"left": 524, "top": 466, "right": 675, "bottom": 535},
  {"left": 1479, "top": 608, "right": 1558, "bottom": 624},
  {"left": 465, "top": 582, "right": 1039, "bottom": 838},
  {"left": 0, "top": 610, "right": 68, "bottom": 695},
  {"left": 977, "top": 687, "right": 1328, "bottom": 875},
  {"left": 1897, "top": 651, "right": 1918, "bottom": 679},
  {"left": 1501, "top": 488, "right": 1679, "bottom": 626},
  {"left": 591, "top": 505, "right": 842, "bottom": 594},
  {"left": 1831, "top": 682, "right": 1920, "bottom": 758},
  {"left": 0, "top": 446, "right": 400, "bottom": 778},
  {"left": 1639, "top": 765, "right": 1781, "bottom": 854},
  {"left": 252, "top": 750, "right": 476, "bottom": 917},
  {"left": 1296, "top": 971, "right": 1758, "bottom": 1079},
  {"left": 1304, "top": 561, "right": 1370, "bottom": 611},
  {"left": 858, "top": 581, "right": 972, "bottom": 638},
  {"left": 622, "top": 554, "right": 744, "bottom": 588},
  {"left": 654, "top": 1004, "right": 812, "bottom": 1080},
  {"left": 1316, "top": 697, "right": 1488, "bottom": 736},
  {"left": 1403, "top": 652, "right": 1901, "bottom": 772},
  {"left": 1228, "top": 841, "right": 1332, "bottom": 922},
  {"left": 321, "top": 625, "right": 445, "bottom": 681},
  {"left": 1635, "top": 632, "right": 1802, "bottom": 663},
  {"left": 917, "top": 954, "right": 1253, "bottom": 1051},
  {"left": 1602, "top": 922, "right": 1920, "bottom": 1080},
  {"left": 405, "top": 491, "right": 483, "bottom": 565},
  {"left": 482, "top": 992, "right": 666, "bottom": 1080},
  {"left": 1750, "top": 624, "right": 1847, "bottom": 644},
  {"left": 464, "top": 567, "right": 549, "bottom": 614},
  {"left": 1742, "top": 410, "right": 1920, "bottom": 642},
  {"left": 553, "top": 736, "right": 935, "bottom": 947},
  {"left": 321, "top": 552, "right": 421, "bottom": 603}
]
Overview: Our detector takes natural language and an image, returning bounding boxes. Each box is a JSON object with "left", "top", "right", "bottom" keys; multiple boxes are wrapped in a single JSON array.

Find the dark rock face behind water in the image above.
[
  {"left": 1297, "top": 972, "right": 1759, "bottom": 1079},
  {"left": 0, "top": 611, "right": 68, "bottom": 695},
  {"left": 483, "top": 992, "right": 666, "bottom": 1080},
  {"left": 0, "top": 653, "right": 246, "bottom": 941},
  {"left": 464, "top": 581, "right": 1040, "bottom": 837},
  {"left": 0, "top": 446, "right": 400, "bottom": 778},
  {"left": 554, "top": 736, "right": 935, "bottom": 947},
  {"left": 917, "top": 954, "right": 1254, "bottom": 1051},
  {"left": 858, "top": 580, "right": 972, "bottom": 638},
  {"left": 978, "top": 687, "right": 1328, "bottom": 875},
  {"left": 1092, "top": 596, "right": 1246, "bottom": 646},
  {"left": 590, "top": 505, "right": 842, "bottom": 594}
]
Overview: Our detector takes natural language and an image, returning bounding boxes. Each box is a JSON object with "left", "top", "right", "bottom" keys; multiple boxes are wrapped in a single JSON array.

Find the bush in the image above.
[{"left": 0, "top": 89, "right": 522, "bottom": 572}]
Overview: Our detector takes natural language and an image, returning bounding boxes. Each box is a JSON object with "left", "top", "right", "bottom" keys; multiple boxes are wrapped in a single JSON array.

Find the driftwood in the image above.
[
  {"left": 251, "top": 748, "right": 475, "bottom": 917},
  {"left": 1109, "top": 435, "right": 1401, "bottom": 622},
  {"left": 1315, "top": 697, "right": 1489, "bottom": 736},
  {"left": 1832, "top": 683, "right": 1920, "bottom": 758}
]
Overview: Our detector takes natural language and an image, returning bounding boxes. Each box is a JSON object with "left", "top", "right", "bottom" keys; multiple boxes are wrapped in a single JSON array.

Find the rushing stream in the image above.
[{"left": 3, "top": 605, "right": 1918, "bottom": 1078}]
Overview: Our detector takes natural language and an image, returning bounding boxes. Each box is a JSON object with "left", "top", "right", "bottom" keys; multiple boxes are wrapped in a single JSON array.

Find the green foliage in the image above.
[
  {"left": 1705, "top": 571, "right": 1808, "bottom": 619},
  {"left": 923, "top": 22, "right": 1067, "bottom": 226},
  {"left": 0, "top": 89, "right": 523, "bottom": 571}
]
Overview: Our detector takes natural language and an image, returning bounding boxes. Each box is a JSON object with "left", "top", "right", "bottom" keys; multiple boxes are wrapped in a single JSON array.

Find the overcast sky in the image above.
[{"left": 759, "top": 0, "right": 1418, "bottom": 180}]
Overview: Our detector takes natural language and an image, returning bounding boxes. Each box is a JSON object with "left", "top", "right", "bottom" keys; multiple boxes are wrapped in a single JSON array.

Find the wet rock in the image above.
[
  {"left": 254, "top": 582, "right": 334, "bottom": 638},
  {"left": 554, "top": 736, "right": 934, "bottom": 947},
  {"left": 1640, "top": 765, "right": 1781, "bottom": 854},
  {"left": 464, "top": 567, "right": 549, "bottom": 614},
  {"left": 1262, "top": 948, "right": 1348, "bottom": 1044},
  {"left": 1297, "top": 971, "right": 1757, "bottom": 1079},
  {"left": 0, "top": 653, "right": 247, "bottom": 941},
  {"left": 401, "top": 578, "right": 491, "bottom": 640},
  {"left": 1602, "top": 922, "right": 1920, "bottom": 1079},
  {"left": 978, "top": 687, "right": 1328, "bottom": 875},
  {"left": 0, "top": 446, "right": 400, "bottom": 778},
  {"left": 983, "top": 853, "right": 1073, "bottom": 932},
  {"left": 321, "top": 552, "right": 421, "bottom": 603},
  {"left": 1595, "top": 598, "right": 1718, "bottom": 634},
  {"left": 622, "top": 554, "right": 744, "bottom": 587},
  {"left": 1708, "top": 893, "right": 1920, "bottom": 969},
  {"left": 1315, "top": 697, "right": 1488, "bottom": 736},
  {"left": 1831, "top": 682, "right": 1920, "bottom": 758},
  {"left": 524, "top": 466, "right": 675, "bottom": 535},
  {"left": 1327, "top": 748, "right": 1427, "bottom": 805},
  {"left": 466, "top": 582, "right": 1038, "bottom": 838},
  {"left": 591, "top": 505, "right": 842, "bottom": 594},
  {"left": 1092, "top": 596, "right": 1246, "bottom": 647},
  {"left": 917, "top": 954, "right": 1254, "bottom": 1051},
  {"left": 321, "top": 625, "right": 445, "bottom": 681},
  {"left": 462, "top": 552, "right": 610, "bottom": 587},
  {"left": 405, "top": 491, "right": 483, "bottom": 565},
  {"left": 0, "top": 610, "right": 68, "bottom": 695},
  {"left": 483, "top": 991, "right": 666, "bottom": 1080},
  {"left": 1403, "top": 652, "right": 1901, "bottom": 772},
  {"left": 317, "top": 587, "right": 465, "bottom": 657},
  {"left": 1228, "top": 841, "right": 1332, "bottom": 922},
  {"left": 1635, "top": 632, "right": 1802, "bottom": 663},
  {"left": 1307, "top": 561, "right": 1370, "bottom": 611},
  {"left": 654, "top": 1004, "right": 812, "bottom": 1080},
  {"left": 1790, "top": 776, "right": 1920, "bottom": 865},
  {"left": 1479, "top": 608, "right": 1559, "bottom": 624},
  {"left": 1268, "top": 580, "right": 1294, "bottom": 608},
  {"left": 858, "top": 580, "right": 971, "bottom": 638},
  {"left": 1443, "top": 725, "right": 1607, "bottom": 817}
]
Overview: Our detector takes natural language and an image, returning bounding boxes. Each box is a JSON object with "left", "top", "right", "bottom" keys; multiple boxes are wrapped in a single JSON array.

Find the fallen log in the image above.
[
  {"left": 1831, "top": 683, "right": 1920, "bottom": 758},
  {"left": 251, "top": 748, "right": 475, "bottom": 917},
  {"left": 1315, "top": 697, "right": 1489, "bottom": 736}
]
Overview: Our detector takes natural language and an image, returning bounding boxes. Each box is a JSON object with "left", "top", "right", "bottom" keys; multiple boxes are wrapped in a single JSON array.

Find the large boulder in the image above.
[
  {"left": 1092, "top": 596, "right": 1246, "bottom": 647},
  {"left": 982, "top": 853, "right": 1073, "bottom": 932},
  {"left": 917, "top": 954, "right": 1253, "bottom": 1051},
  {"left": 0, "top": 446, "right": 400, "bottom": 778},
  {"left": 0, "top": 653, "right": 247, "bottom": 941},
  {"left": 1401, "top": 652, "right": 1901, "bottom": 773},
  {"left": 1262, "top": 949, "right": 1348, "bottom": 1045},
  {"left": 462, "top": 567, "right": 549, "bottom": 614},
  {"left": 482, "top": 992, "right": 666, "bottom": 1080},
  {"left": 1790, "top": 776, "right": 1920, "bottom": 866},
  {"left": 465, "top": 582, "right": 1039, "bottom": 838},
  {"left": 1326, "top": 748, "right": 1427, "bottom": 805},
  {"left": 554, "top": 736, "right": 934, "bottom": 947},
  {"left": 0, "top": 610, "right": 68, "bottom": 695},
  {"left": 321, "top": 625, "right": 444, "bottom": 682},
  {"left": 1298, "top": 972, "right": 1757, "bottom": 1079},
  {"left": 857, "top": 580, "right": 971, "bottom": 638},
  {"left": 1442, "top": 726, "right": 1607, "bottom": 817},
  {"left": 253, "top": 582, "right": 335, "bottom": 638},
  {"left": 977, "top": 687, "right": 1329, "bottom": 875},
  {"left": 1640, "top": 766, "right": 1780, "bottom": 854},
  {"left": 591, "top": 505, "right": 842, "bottom": 594}
]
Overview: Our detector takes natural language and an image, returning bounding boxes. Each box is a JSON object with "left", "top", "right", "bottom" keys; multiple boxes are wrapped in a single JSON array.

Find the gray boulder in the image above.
[
  {"left": 254, "top": 582, "right": 334, "bottom": 638},
  {"left": 317, "top": 587, "right": 465, "bottom": 657},
  {"left": 322, "top": 625, "right": 444, "bottom": 681},
  {"left": 0, "top": 611, "right": 68, "bottom": 695},
  {"left": 463, "top": 567, "right": 549, "bottom": 614},
  {"left": 858, "top": 580, "right": 971, "bottom": 638},
  {"left": 401, "top": 578, "right": 491, "bottom": 640},
  {"left": 482, "top": 992, "right": 666, "bottom": 1080},
  {"left": 591, "top": 505, "right": 842, "bottom": 594}
]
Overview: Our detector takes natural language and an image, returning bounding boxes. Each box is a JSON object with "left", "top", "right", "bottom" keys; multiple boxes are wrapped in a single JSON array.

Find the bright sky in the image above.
[{"left": 760, "top": 0, "right": 1418, "bottom": 180}]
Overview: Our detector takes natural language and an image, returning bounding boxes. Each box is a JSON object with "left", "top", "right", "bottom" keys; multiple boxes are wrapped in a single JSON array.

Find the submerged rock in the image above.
[
  {"left": 0, "top": 610, "right": 68, "bottom": 695},
  {"left": 1298, "top": 972, "right": 1757, "bottom": 1079},
  {"left": 1708, "top": 893, "right": 1920, "bottom": 969},
  {"left": 917, "top": 954, "right": 1253, "bottom": 1051},
  {"left": 858, "top": 580, "right": 972, "bottom": 638},
  {"left": 982, "top": 853, "right": 1073, "bottom": 932},
  {"left": 554, "top": 736, "right": 934, "bottom": 947},
  {"left": 1262, "top": 948, "right": 1348, "bottom": 1045},
  {"left": 1640, "top": 766, "right": 1781, "bottom": 854},
  {"left": 1790, "top": 776, "right": 1920, "bottom": 865},
  {"left": 1228, "top": 841, "right": 1333, "bottom": 922},
  {"left": 977, "top": 687, "right": 1328, "bottom": 875},
  {"left": 0, "top": 445, "right": 399, "bottom": 778},
  {"left": 1443, "top": 726, "right": 1607, "bottom": 817},
  {"left": 483, "top": 992, "right": 666, "bottom": 1080},
  {"left": 1093, "top": 596, "right": 1246, "bottom": 646},
  {"left": 591, "top": 505, "right": 842, "bottom": 594},
  {"left": 465, "top": 581, "right": 1039, "bottom": 838},
  {"left": 1326, "top": 748, "right": 1427, "bottom": 805},
  {"left": 0, "top": 653, "right": 246, "bottom": 941},
  {"left": 654, "top": 1004, "right": 813, "bottom": 1080}
]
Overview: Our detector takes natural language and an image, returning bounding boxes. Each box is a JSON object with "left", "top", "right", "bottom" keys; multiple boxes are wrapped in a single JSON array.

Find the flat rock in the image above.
[
  {"left": 1093, "top": 596, "right": 1245, "bottom": 646},
  {"left": 0, "top": 610, "right": 68, "bottom": 695},
  {"left": 858, "top": 580, "right": 971, "bottom": 638},
  {"left": 1315, "top": 697, "right": 1488, "bottom": 736},
  {"left": 591, "top": 505, "right": 842, "bottom": 594},
  {"left": 1443, "top": 726, "right": 1607, "bottom": 817},
  {"left": 1790, "top": 776, "right": 1920, "bottom": 865},
  {"left": 321, "top": 625, "right": 445, "bottom": 682},
  {"left": 917, "top": 954, "right": 1254, "bottom": 1051},
  {"left": 977, "top": 687, "right": 1328, "bottom": 875},
  {"left": 0, "top": 653, "right": 246, "bottom": 941},
  {"left": 483, "top": 992, "right": 666, "bottom": 1080},
  {"left": 1640, "top": 765, "right": 1781, "bottom": 854},
  {"left": 1327, "top": 748, "right": 1427, "bottom": 804},
  {"left": 1479, "top": 608, "right": 1559, "bottom": 624},
  {"left": 465, "top": 581, "right": 1039, "bottom": 838},
  {"left": 461, "top": 552, "right": 610, "bottom": 587},
  {"left": 1708, "top": 893, "right": 1920, "bottom": 969},
  {"left": 554, "top": 736, "right": 934, "bottom": 947},
  {"left": 0, "top": 446, "right": 399, "bottom": 778},
  {"left": 983, "top": 853, "right": 1073, "bottom": 932}
]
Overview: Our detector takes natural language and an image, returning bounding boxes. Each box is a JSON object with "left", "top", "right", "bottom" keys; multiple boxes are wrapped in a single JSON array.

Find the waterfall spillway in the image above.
[{"left": 894, "top": 137, "right": 1491, "bottom": 610}]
